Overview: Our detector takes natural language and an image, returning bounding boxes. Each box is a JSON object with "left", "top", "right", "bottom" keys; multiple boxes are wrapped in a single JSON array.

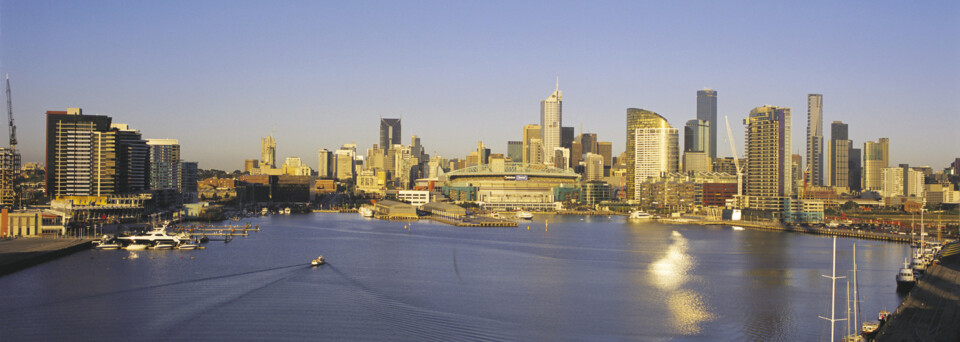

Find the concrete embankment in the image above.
[
  {"left": 876, "top": 243, "right": 960, "bottom": 341},
  {"left": 0, "top": 238, "right": 94, "bottom": 277},
  {"left": 659, "top": 219, "right": 913, "bottom": 243}
]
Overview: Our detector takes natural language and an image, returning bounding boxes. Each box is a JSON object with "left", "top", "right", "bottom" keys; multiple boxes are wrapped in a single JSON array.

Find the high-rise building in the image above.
[
  {"left": 528, "top": 138, "right": 543, "bottom": 165},
  {"left": 806, "top": 94, "right": 824, "bottom": 186},
  {"left": 181, "top": 161, "right": 199, "bottom": 203},
  {"left": 825, "top": 121, "right": 850, "bottom": 189},
  {"left": 244, "top": 159, "right": 259, "bottom": 173},
  {"left": 682, "top": 151, "right": 711, "bottom": 173},
  {"left": 791, "top": 154, "right": 803, "bottom": 194},
  {"left": 881, "top": 165, "right": 924, "bottom": 198},
  {"left": 0, "top": 148, "right": 20, "bottom": 207},
  {"left": 744, "top": 105, "right": 792, "bottom": 210},
  {"left": 570, "top": 140, "right": 582, "bottom": 169},
  {"left": 597, "top": 142, "right": 612, "bottom": 176},
  {"left": 334, "top": 145, "right": 356, "bottom": 181},
  {"left": 696, "top": 89, "right": 718, "bottom": 158},
  {"left": 522, "top": 124, "right": 541, "bottom": 164},
  {"left": 540, "top": 84, "right": 562, "bottom": 165},
  {"left": 578, "top": 133, "right": 598, "bottom": 155},
  {"left": 477, "top": 141, "right": 490, "bottom": 165},
  {"left": 111, "top": 123, "right": 149, "bottom": 194},
  {"left": 45, "top": 108, "right": 117, "bottom": 198},
  {"left": 584, "top": 153, "right": 604, "bottom": 181},
  {"left": 380, "top": 118, "right": 402, "bottom": 149},
  {"left": 410, "top": 135, "right": 424, "bottom": 163},
  {"left": 849, "top": 148, "right": 861, "bottom": 192},
  {"left": 554, "top": 147, "right": 570, "bottom": 169},
  {"left": 561, "top": 126, "right": 574, "bottom": 149},
  {"left": 261, "top": 135, "right": 276, "bottom": 169},
  {"left": 633, "top": 122, "right": 679, "bottom": 198},
  {"left": 684, "top": 119, "right": 710, "bottom": 153},
  {"left": 626, "top": 108, "right": 675, "bottom": 200},
  {"left": 147, "top": 139, "right": 182, "bottom": 191},
  {"left": 317, "top": 149, "right": 331, "bottom": 178},
  {"left": 507, "top": 141, "right": 522, "bottom": 162},
  {"left": 862, "top": 138, "right": 889, "bottom": 191}
]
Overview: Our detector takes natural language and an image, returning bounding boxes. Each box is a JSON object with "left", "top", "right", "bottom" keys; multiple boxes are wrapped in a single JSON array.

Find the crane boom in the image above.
[{"left": 5, "top": 74, "right": 16, "bottom": 150}]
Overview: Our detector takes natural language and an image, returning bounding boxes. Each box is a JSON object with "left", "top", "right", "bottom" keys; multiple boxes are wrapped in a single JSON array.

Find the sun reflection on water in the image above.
[{"left": 648, "top": 231, "right": 714, "bottom": 334}]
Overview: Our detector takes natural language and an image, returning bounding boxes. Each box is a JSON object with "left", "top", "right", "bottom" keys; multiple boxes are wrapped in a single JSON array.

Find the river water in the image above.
[{"left": 0, "top": 213, "right": 910, "bottom": 341}]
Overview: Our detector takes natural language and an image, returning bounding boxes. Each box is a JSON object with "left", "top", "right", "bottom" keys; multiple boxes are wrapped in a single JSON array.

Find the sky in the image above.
[{"left": 1, "top": 0, "right": 958, "bottom": 171}]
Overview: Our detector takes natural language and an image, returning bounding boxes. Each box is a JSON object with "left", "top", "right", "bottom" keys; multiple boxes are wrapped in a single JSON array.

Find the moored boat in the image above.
[
  {"left": 861, "top": 321, "right": 880, "bottom": 338},
  {"left": 358, "top": 206, "right": 374, "bottom": 218},
  {"left": 896, "top": 258, "right": 917, "bottom": 292},
  {"left": 124, "top": 244, "right": 148, "bottom": 251},
  {"left": 516, "top": 210, "right": 533, "bottom": 220},
  {"left": 628, "top": 211, "right": 652, "bottom": 220}
]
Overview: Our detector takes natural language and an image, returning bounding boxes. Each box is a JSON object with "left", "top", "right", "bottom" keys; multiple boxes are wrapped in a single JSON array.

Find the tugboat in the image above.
[{"left": 311, "top": 255, "right": 326, "bottom": 266}]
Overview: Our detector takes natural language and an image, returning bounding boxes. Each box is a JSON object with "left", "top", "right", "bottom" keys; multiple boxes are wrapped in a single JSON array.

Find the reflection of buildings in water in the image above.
[
  {"left": 648, "top": 231, "right": 714, "bottom": 334},
  {"left": 736, "top": 229, "right": 792, "bottom": 339}
]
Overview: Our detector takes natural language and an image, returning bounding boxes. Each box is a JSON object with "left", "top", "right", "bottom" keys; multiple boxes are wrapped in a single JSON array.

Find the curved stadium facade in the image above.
[{"left": 440, "top": 162, "right": 580, "bottom": 211}]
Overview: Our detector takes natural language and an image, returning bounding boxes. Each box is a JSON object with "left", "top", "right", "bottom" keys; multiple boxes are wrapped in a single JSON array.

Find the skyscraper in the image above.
[
  {"left": 744, "top": 105, "right": 792, "bottom": 210},
  {"left": 380, "top": 118, "right": 401, "bottom": 149},
  {"left": 862, "top": 138, "right": 889, "bottom": 191},
  {"left": 261, "top": 135, "right": 276, "bottom": 169},
  {"left": 597, "top": 142, "right": 612, "bottom": 177},
  {"left": 633, "top": 124, "right": 679, "bottom": 194},
  {"left": 522, "top": 124, "right": 541, "bottom": 164},
  {"left": 540, "top": 83, "right": 562, "bottom": 165},
  {"left": 45, "top": 108, "right": 117, "bottom": 198},
  {"left": 849, "top": 148, "right": 861, "bottom": 192},
  {"left": 684, "top": 119, "right": 710, "bottom": 153},
  {"left": 317, "top": 148, "right": 331, "bottom": 178},
  {"left": 0, "top": 148, "right": 19, "bottom": 207},
  {"left": 806, "top": 94, "right": 823, "bottom": 186},
  {"left": 584, "top": 153, "right": 604, "bottom": 181},
  {"left": 696, "top": 89, "right": 717, "bottom": 158},
  {"left": 826, "top": 121, "right": 850, "bottom": 189},
  {"left": 626, "top": 108, "right": 673, "bottom": 200}
]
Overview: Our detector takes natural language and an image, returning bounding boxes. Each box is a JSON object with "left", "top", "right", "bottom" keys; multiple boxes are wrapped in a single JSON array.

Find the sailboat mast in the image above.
[
  {"left": 820, "top": 236, "right": 846, "bottom": 341},
  {"left": 853, "top": 243, "right": 860, "bottom": 334}
]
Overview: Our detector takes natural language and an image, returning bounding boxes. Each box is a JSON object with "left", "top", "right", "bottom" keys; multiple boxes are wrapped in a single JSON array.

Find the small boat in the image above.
[
  {"left": 629, "top": 211, "right": 652, "bottom": 220},
  {"left": 878, "top": 310, "right": 890, "bottom": 324},
  {"left": 283, "top": 207, "right": 292, "bottom": 215},
  {"left": 516, "top": 210, "right": 533, "bottom": 220},
  {"left": 177, "top": 242, "right": 199, "bottom": 250},
  {"left": 261, "top": 207, "right": 269, "bottom": 216},
  {"left": 861, "top": 321, "right": 880, "bottom": 337},
  {"left": 896, "top": 258, "right": 917, "bottom": 292},
  {"left": 359, "top": 206, "right": 374, "bottom": 218},
  {"left": 311, "top": 255, "right": 326, "bottom": 266},
  {"left": 732, "top": 226, "right": 745, "bottom": 231},
  {"left": 96, "top": 242, "right": 121, "bottom": 250},
  {"left": 151, "top": 243, "right": 175, "bottom": 250},
  {"left": 124, "top": 244, "right": 148, "bottom": 251}
]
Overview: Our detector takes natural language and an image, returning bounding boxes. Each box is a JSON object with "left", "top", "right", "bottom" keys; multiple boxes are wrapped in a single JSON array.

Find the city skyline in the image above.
[{"left": 2, "top": 1, "right": 958, "bottom": 170}]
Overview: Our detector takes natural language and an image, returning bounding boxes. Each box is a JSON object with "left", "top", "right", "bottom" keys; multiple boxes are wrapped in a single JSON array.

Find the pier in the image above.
[
  {"left": 424, "top": 216, "right": 518, "bottom": 227},
  {"left": 0, "top": 238, "right": 94, "bottom": 277},
  {"left": 876, "top": 243, "right": 960, "bottom": 341},
  {"left": 658, "top": 218, "right": 914, "bottom": 243}
]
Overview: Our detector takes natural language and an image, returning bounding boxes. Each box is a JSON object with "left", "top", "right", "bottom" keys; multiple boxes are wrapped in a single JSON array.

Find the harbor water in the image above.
[{"left": 0, "top": 213, "right": 910, "bottom": 341}]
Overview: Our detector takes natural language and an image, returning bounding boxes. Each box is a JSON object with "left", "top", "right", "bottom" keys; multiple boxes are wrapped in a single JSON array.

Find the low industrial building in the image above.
[
  {"left": 422, "top": 202, "right": 468, "bottom": 219},
  {"left": 374, "top": 200, "right": 418, "bottom": 218},
  {"left": 0, "top": 209, "right": 69, "bottom": 237}
]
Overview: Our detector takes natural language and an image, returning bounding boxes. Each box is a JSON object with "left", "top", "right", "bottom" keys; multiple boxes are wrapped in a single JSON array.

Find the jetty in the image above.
[
  {"left": 658, "top": 218, "right": 913, "bottom": 243},
  {"left": 876, "top": 242, "right": 960, "bottom": 341},
  {"left": 0, "top": 238, "right": 94, "bottom": 277}
]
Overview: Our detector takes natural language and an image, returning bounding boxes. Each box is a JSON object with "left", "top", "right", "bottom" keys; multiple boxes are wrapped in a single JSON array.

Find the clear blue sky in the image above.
[{"left": 2, "top": 0, "right": 958, "bottom": 171}]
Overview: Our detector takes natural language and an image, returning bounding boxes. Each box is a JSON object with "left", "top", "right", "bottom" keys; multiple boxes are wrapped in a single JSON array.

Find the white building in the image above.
[
  {"left": 633, "top": 127, "right": 679, "bottom": 198},
  {"left": 540, "top": 83, "right": 562, "bottom": 165},
  {"left": 584, "top": 153, "right": 604, "bottom": 182}
]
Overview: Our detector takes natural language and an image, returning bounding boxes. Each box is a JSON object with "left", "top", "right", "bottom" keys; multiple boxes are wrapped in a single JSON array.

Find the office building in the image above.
[
  {"left": 522, "top": 124, "right": 541, "bottom": 164},
  {"left": 697, "top": 89, "right": 717, "bottom": 158},
  {"left": 825, "top": 121, "right": 850, "bottom": 189},
  {"left": 244, "top": 159, "right": 259, "bottom": 173},
  {"left": 317, "top": 148, "right": 331, "bottom": 178},
  {"left": 881, "top": 165, "right": 925, "bottom": 199},
  {"left": 597, "top": 142, "right": 612, "bottom": 176},
  {"left": 554, "top": 147, "right": 570, "bottom": 169},
  {"left": 380, "top": 118, "right": 401, "bottom": 149},
  {"left": 848, "top": 148, "right": 861, "bottom": 192},
  {"left": 683, "top": 151, "right": 712, "bottom": 173},
  {"left": 584, "top": 153, "right": 604, "bottom": 181},
  {"left": 806, "top": 94, "right": 823, "bottom": 186},
  {"left": 684, "top": 119, "right": 710, "bottom": 153},
  {"left": 0, "top": 148, "right": 19, "bottom": 207},
  {"left": 862, "top": 138, "right": 889, "bottom": 191},
  {"left": 507, "top": 141, "right": 522, "bottom": 162},
  {"left": 181, "top": 161, "right": 199, "bottom": 203},
  {"left": 743, "top": 105, "right": 792, "bottom": 210},
  {"left": 626, "top": 108, "right": 676, "bottom": 200},
  {"left": 540, "top": 84, "right": 562, "bottom": 165},
  {"left": 45, "top": 108, "right": 117, "bottom": 198}
]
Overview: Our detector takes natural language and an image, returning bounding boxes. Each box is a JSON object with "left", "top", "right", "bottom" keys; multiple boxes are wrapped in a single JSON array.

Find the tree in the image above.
[{"left": 841, "top": 201, "right": 857, "bottom": 212}]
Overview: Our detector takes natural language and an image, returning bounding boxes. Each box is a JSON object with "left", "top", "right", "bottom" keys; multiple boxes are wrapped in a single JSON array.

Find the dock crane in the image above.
[{"left": 5, "top": 74, "right": 15, "bottom": 150}]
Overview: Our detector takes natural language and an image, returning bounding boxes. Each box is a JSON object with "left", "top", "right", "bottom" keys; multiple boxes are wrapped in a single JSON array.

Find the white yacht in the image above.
[
  {"left": 911, "top": 257, "right": 927, "bottom": 274},
  {"left": 117, "top": 224, "right": 182, "bottom": 247},
  {"left": 516, "top": 210, "right": 533, "bottom": 220},
  {"left": 124, "top": 244, "right": 148, "bottom": 251},
  {"left": 629, "top": 211, "right": 652, "bottom": 220},
  {"left": 896, "top": 258, "right": 917, "bottom": 292}
]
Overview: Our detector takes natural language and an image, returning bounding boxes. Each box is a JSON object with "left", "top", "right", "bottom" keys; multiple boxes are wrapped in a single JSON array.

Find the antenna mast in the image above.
[{"left": 5, "top": 74, "right": 16, "bottom": 150}]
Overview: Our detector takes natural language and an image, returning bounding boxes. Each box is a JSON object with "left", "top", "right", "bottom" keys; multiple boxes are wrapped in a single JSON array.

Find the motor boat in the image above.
[
  {"left": 911, "top": 257, "right": 927, "bottom": 274},
  {"left": 283, "top": 207, "right": 292, "bottom": 215},
  {"left": 861, "top": 321, "right": 880, "bottom": 338},
  {"left": 359, "top": 206, "right": 374, "bottom": 218},
  {"left": 516, "top": 210, "right": 533, "bottom": 220},
  {"left": 124, "top": 244, "right": 148, "bottom": 251},
  {"left": 151, "top": 243, "right": 175, "bottom": 250},
  {"left": 629, "top": 211, "right": 652, "bottom": 220},
  {"left": 897, "top": 258, "right": 917, "bottom": 292},
  {"left": 176, "top": 241, "right": 199, "bottom": 250},
  {"left": 311, "top": 255, "right": 326, "bottom": 266},
  {"left": 95, "top": 241, "right": 121, "bottom": 250}
]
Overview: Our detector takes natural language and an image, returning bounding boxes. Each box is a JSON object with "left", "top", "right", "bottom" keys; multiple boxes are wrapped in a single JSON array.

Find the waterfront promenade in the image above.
[
  {"left": 658, "top": 218, "right": 914, "bottom": 243},
  {"left": 0, "top": 238, "right": 93, "bottom": 276},
  {"left": 876, "top": 243, "right": 960, "bottom": 341}
]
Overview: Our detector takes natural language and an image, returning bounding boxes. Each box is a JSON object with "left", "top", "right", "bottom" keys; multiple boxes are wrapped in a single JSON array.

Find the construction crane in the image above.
[
  {"left": 5, "top": 74, "right": 16, "bottom": 150},
  {"left": 724, "top": 115, "right": 743, "bottom": 197}
]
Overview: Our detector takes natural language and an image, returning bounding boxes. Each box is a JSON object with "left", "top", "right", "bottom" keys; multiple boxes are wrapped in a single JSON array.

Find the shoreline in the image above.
[{"left": 657, "top": 218, "right": 916, "bottom": 244}]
